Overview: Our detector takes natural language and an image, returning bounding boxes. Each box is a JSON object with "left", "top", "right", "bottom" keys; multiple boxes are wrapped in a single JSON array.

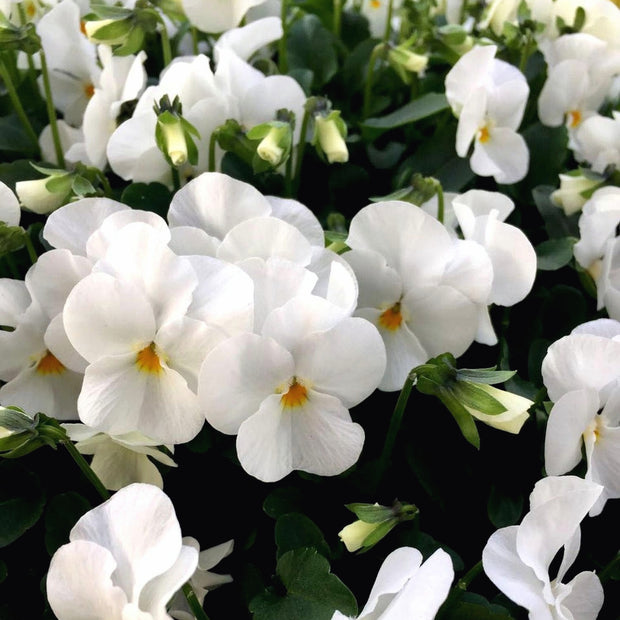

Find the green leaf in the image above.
[
  {"left": 535, "top": 237, "right": 576, "bottom": 271},
  {"left": 120, "top": 182, "right": 172, "bottom": 219},
  {"left": 487, "top": 485, "right": 524, "bottom": 528},
  {"left": 361, "top": 93, "right": 449, "bottom": 141},
  {"left": 0, "top": 461, "right": 45, "bottom": 547},
  {"left": 44, "top": 492, "right": 91, "bottom": 555},
  {"left": 263, "top": 487, "right": 306, "bottom": 519},
  {"left": 287, "top": 14, "right": 338, "bottom": 89},
  {"left": 445, "top": 592, "right": 514, "bottom": 619},
  {"left": 275, "top": 513, "right": 331, "bottom": 560},
  {"left": 250, "top": 548, "right": 357, "bottom": 620},
  {"left": 0, "top": 559, "right": 6, "bottom": 583},
  {"left": 0, "top": 116, "right": 37, "bottom": 155}
]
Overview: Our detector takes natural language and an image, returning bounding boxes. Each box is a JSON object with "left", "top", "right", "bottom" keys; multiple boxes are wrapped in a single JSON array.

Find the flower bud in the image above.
[
  {"left": 388, "top": 46, "right": 428, "bottom": 75},
  {"left": 314, "top": 112, "right": 348, "bottom": 164},
  {"left": 15, "top": 177, "right": 67, "bottom": 214},
  {"left": 338, "top": 520, "right": 382, "bottom": 553},
  {"left": 83, "top": 17, "right": 133, "bottom": 45},
  {"left": 551, "top": 171, "right": 604, "bottom": 216}
]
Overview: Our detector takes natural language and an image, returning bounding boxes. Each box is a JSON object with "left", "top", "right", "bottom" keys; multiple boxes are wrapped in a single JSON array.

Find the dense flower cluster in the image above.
[{"left": 0, "top": 0, "right": 619, "bottom": 618}]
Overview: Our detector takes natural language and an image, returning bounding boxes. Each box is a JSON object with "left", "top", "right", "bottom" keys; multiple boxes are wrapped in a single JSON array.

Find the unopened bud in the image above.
[{"left": 315, "top": 113, "right": 348, "bottom": 164}]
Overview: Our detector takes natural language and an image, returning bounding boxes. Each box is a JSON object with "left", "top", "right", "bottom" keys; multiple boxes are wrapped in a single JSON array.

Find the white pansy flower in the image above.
[
  {"left": 332, "top": 547, "right": 453, "bottom": 620},
  {"left": 200, "top": 295, "right": 386, "bottom": 482},
  {"left": 46, "top": 483, "right": 199, "bottom": 620},
  {"left": 572, "top": 111, "right": 620, "bottom": 173},
  {"left": 542, "top": 331, "right": 620, "bottom": 515},
  {"left": 483, "top": 476, "right": 604, "bottom": 619},
  {"left": 344, "top": 201, "right": 493, "bottom": 391},
  {"left": 445, "top": 44, "right": 530, "bottom": 184}
]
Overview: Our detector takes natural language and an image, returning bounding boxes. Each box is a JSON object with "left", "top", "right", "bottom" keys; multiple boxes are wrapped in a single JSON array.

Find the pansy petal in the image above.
[
  {"left": 200, "top": 333, "right": 294, "bottom": 434},
  {"left": 267, "top": 196, "right": 324, "bottom": 247}
]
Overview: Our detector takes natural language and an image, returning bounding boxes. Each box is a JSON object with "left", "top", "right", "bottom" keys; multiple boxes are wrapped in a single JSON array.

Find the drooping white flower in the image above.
[
  {"left": 63, "top": 423, "right": 177, "bottom": 490},
  {"left": 199, "top": 295, "right": 386, "bottom": 482},
  {"left": 483, "top": 476, "right": 604, "bottom": 619},
  {"left": 445, "top": 44, "right": 530, "bottom": 184},
  {"left": 343, "top": 201, "right": 493, "bottom": 391},
  {"left": 331, "top": 547, "right": 454, "bottom": 620},
  {"left": 542, "top": 330, "right": 620, "bottom": 515},
  {"left": 46, "top": 483, "right": 199, "bottom": 620}
]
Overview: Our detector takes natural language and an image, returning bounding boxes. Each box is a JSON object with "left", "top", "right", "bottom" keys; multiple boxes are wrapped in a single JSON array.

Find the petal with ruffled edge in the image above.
[
  {"left": 70, "top": 483, "right": 183, "bottom": 605},
  {"left": 200, "top": 332, "right": 294, "bottom": 435},
  {"left": 309, "top": 251, "right": 358, "bottom": 318},
  {"left": 267, "top": 196, "right": 324, "bottom": 247},
  {"left": 43, "top": 197, "right": 128, "bottom": 256},
  {"left": 237, "top": 390, "right": 364, "bottom": 482},
  {"left": 470, "top": 127, "right": 529, "bottom": 185},
  {"left": 558, "top": 571, "right": 604, "bottom": 620},
  {"left": 47, "top": 540, "right": 128, "bottom": 620},
  {"left": 168, "top": 172, "right": 271, "bottom": 239}
]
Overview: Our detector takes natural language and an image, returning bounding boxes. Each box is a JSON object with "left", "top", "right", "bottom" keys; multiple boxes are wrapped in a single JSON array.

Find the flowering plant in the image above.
[{"left": 0, "top": 0, "right": 619, "bottom": 618}]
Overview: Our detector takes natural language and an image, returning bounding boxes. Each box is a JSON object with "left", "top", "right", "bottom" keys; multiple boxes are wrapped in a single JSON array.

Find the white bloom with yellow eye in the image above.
[
  {"left": 199, "top": 295, "right": 386, "bottom": 482},
  {"left": 445, "top": 45, "right": 530, "bottom": 184}
]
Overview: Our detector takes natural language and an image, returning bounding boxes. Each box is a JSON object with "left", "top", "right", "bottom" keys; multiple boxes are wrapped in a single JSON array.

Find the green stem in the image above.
[
  {"left": 436, "top": 183, "right": 444, "bottom": 224},
  {"left": 382, "top": 0, "right": 394, "bottom": 43},
  {"left": 16, "top": 4, "right": 37, "bottom": 81},
  {"left": 191, "top": 26, "right": 199, "bottom": 55},
  {"left": 362, "top": 43, "right": 387, "bottom": 120},
  {"left": 182, "top": 583, "right": 211, "bottom": 620},
  {"left": 436, "top": 561, "right": 483, "bottom": 619},
  {"left": 96, "top": 170, "right": 114, "bottom": 197},
  {"left": 333, "top": 0, "right": 343, "bottom": 37},
  {"left": 61, "top": 439, "right": 110, "bottom": 501},
  {"left": 208, "top": 131, "right": 217, "bottom": 173},
  {"left": 24, "top": 232, "right": 38, "bottom": 264},
  {"left": 377, "top": 371, "right": 416, "bottom": 478},
  {"left": 598, "top": 551, "right": 620, "bottom": 583},
  {"left": 279, "top": 0, "right": 289, "bottom": 74},
  {"left": 284, "top": 146, "right": 294, "bottom": 197},
  {"left": 159, "top": 20, "right": 172, "bottom": 67},
  {"left": 0, "top": 55, "right": 40, "bottom": 150},
  {"left": 292, "top": 107, "right": 311, "bottom": 194},
  {"left": 457, "top": 561, "right": 483, "bottom": 589},
  {"left": 519, "top": 32, "right": 534, "bottom": 74},
  {"left": 171, "top": 166, "right": 181, "bottom": 192},
  {"left": 38, "top": 48, "right": 65, "bottom": 168}
]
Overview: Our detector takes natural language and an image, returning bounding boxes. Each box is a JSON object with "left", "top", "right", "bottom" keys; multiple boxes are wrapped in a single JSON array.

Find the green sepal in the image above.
[
  {"left": 356, "top": 518, "right": 399, "bottom": 553},
  {"left": 451, "top": 382, "right": 508, "bottom": 415},
  {"left": 456, "top": 368, "right": 517, "bottom": 385},
  {"left": 113, "top": 25, "right": 144, "bottom": 56},
  {"left": 0, "top": 222, "right": 28, "bottom": 256},
  {"left": 71, "top": 175, "right": 97, "bottom": 197},
  {"left": 88, "top": 3, "right": 133, "bottom": 19},
  {"left": 87, "top": 16, "right": 133, "bottom": 41},
  {"left": 436, "top": 388, "right": 481, "bottom": 450},
  {"left": 45, "top": 174, "right": 74, "bottom": 195},
  {"left": 0, "top": 412, "right": 68, "bottom": 459},
  {"left": 344, "top": 502, "right": 394, "bottom": 523}
]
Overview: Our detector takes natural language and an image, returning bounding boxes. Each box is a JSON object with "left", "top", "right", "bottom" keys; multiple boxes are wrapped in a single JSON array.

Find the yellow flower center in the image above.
[
  {"left": 36, "top": 351, "right": 65, "bottom": 375},
  {"left": 280, "top": 380, "right": 308, "bottom": 409},
  {"left": 370, "top": 0, "right": 382, "bottom": 8},
  {"left": 567, "top": 109, "right": 582, "bottom": 129},
  {"left": 478, "top": 124, "right": 491, "bottom": 143},
  {"left": 26, "top": 1, "right": 36, "bottom": 18},
  {"left": 378, "top": 303, "right": 403, "bottom": 331},
  {"left": 135, "top": 343, "right": 163, "bottom": 375},
  {"left": 83, "top": 83, "right": 95, "bottom": 99}
]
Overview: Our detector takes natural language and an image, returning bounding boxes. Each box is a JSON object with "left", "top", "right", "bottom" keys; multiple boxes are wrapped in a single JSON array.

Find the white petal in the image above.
[
  {"left": 470, "top": 127, "right": 529, "bottom": 185},
  {"left": 70, "top": 483, "right": 182, "bottom": 604},
  {"left": 168, "top": 172, "right": 271, "bottom": 239},
  {"left": 0, "top": 279, "right": 30, "bottom": 326},
  {"left": 64, "top": 273, "right": 155, "bottom": 363},
  {"left": 43, "top": 197, "right": 129, "bottom": 255},
  {"left": 168, "top": 226, "right": 220, "bottom": 257},
  {"left": 442, "top": 239, "right": 493, "bottom": 304},
  {"left": 47, "top": 540, "right": 128, "bottom": 620},
  {"left": 0, "top": 180, "right": 20, "bottom": 226},
  {"left": 295, "top": 317, "right": 386, "bottom": 408},
  {"left": 217, "top": 217, "right": 312, "bottom": 265},
  {"left": 267, "top": 196, "right": 324, "bottom": 247},
  {"left": 560, "top": 571, "right": 604, "bottom": 620},
  {"left": 200, "top": 333, "right": 294, "bottom": 434},
  {"left": 544, "top": 389, "right": 597, "bottom": 475},
  {"left": 214, "top": 16, "right": 282, "bottom": 61}
]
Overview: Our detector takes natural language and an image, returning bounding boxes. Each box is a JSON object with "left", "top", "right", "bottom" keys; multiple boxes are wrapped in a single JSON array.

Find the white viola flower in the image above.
[
  {"left": 169, "top": 538, "right": 233, "bottom": 620},
  {"left": 46, "top": 483, "right": 199, "bottom": 620},
  {"left": 332, "top": 547, "right": 453, "bottom": 620},
  {"left": 552, "top": 0, "right": 620, "bottom": 49},
  {"left": 344, "top": 201, "right": 493, "bottom": 392},
  {"left": 572, "top": 111, "right": 620, "bottom": 173},
  {"left": 542, "top": 331, "right": 620, "bottom": 515},
  {"left": 62, "top": 268, "right": 214, "bottom": 444},
  {"left": 0, "top": 249, "right": 91, "bottom": 420},
  {"left": 483, "top": 476, "right": 604, "bottom": 620},
  {"left": 199, "top": 295, "right": 386, "bottom": 482},
  {"left": 0, "top": 180, "right": 20, "bottom": 226},
  {"left": 181, "top": 0, "right": 269, "bottom": 33},
  {"left": 345, "top": 0, "right": 403, "bottom": 39},
  {"left": 65, "top": 45, "right": 147, "bottom": 169},
  {"left": 572, "top": 186, "right": 620, "bottom": 276},
  {"left": 445, "top": 44, "right": 530, "bottom": 184},
  {"left": 451, "top": 189, "right": 537, "bottom": 344},
  {"left": 63, "top": 423, "right": 177, "bottom": 491},
  {"left": 36, "top": 0, "right": 100, "bottom": 126},
  {"left": 538, "top": 34, "right": 620, "bottom": 132}
]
